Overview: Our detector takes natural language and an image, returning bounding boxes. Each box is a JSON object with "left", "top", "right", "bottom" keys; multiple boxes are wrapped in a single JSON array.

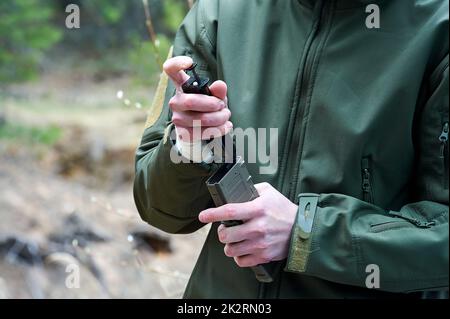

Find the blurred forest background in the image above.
[{"left": 0, "top": 0, "right": 209, "bottom": 298}]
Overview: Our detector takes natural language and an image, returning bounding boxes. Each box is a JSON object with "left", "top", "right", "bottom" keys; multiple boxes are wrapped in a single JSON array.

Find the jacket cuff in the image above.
[
  {"left": 285, "top": 193, "right": 320, "bottom": 273},
  {"left": 174, "top": 127, "right": 214, "bottom": 163},
  {"left": 162, "top": 123, "right": 217, "bottom": 173}
]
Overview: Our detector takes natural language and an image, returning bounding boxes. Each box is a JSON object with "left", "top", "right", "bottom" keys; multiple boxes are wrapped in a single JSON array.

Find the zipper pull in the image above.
[
  {"left": 439, "top": 122, "right": 448, "bottom": 158},
  {"left": 362, "top": 158, "right": 372, "bottom": 193},
  {"left": 411, "top": 219, "right": 436, "bottom": 228},
  {"left": 389, "top": 212, "right": 436, "bottom": 228},
  {"left": 361, "top": 157, "right": 374, "bottom": 203},
  {"left": 362, "top": 169, "right": 372, "bottom": 193}
]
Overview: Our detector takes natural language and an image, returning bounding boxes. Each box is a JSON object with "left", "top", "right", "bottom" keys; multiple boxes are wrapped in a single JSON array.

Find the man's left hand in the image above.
[{"left": 199, "top": 182, "right": 298, "bottom": 267}]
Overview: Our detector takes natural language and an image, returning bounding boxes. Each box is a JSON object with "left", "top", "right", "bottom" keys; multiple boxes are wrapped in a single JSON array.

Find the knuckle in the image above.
[
  {"left": 199, "top": 114, "right": 212, "bottom": 126},
  {"left": 162, "top": 60, "right": 171, "bottom": 72},
  {"left": 224, "top": 245, "right": 233, "bottom": 257},
  {"left": 224, "top": 122, "right": 233, "bottom": 134},
  {"left": 247, "top": 242, "right": 259, "bottom": 253},
  {"left": 256, "top": 240, "right": 269, "bottom": 250},
  {"left": 249, "top": 225, "right": 264, "bottom": 237},
  {"left": 252, "top": 201, "right": 265, "bottom": 216},
  {"left": 171, "top": 115, "right": 181, "bottom": 126},
  {"left": 183, "top": 95, "right": 195, "bottom": 109},
  {"left": 224, "top": 107, "right": 231, "bottom": 118},
  {"left": 216, "top": 101, "right": 226, "bottom": 111},
  {"left": 224, "top": 206, "right": 236, "bottom": 220},
  {"left": 168, "top": 97, "right": 177, "bottom": 109},
  {"left": 218, "top": 224, "right": 225, "bottom": 231},
  {"left": 255, "top": 219, "right": 267, "bottom": 232},
  {"left": 218, "top": 230, "right": 227, "bottom": 243},
  {"left": 171, "top": 114, "right": 186, "bottom": 127}
]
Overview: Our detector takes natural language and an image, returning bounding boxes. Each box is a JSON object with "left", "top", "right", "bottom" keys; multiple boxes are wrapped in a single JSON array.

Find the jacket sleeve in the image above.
[
  {"left": 286, "top": 57, "right": 449, "bottom": 293},
  {"left": 133, "top": 0, "right": 219, "bottom": 234}
]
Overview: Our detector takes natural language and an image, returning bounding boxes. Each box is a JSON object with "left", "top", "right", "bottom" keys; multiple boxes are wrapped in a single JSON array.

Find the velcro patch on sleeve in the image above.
[{"left": 145, "top": 46, "right": 173, "bottom": 129}]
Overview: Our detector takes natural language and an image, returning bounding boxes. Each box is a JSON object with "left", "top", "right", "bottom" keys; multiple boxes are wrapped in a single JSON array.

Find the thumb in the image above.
[
  {"left": 209, "top": 80, "right": 228, "bottom": 101},
  {"left": 253, "top": 182, "right": 272, "bottom": 194}
]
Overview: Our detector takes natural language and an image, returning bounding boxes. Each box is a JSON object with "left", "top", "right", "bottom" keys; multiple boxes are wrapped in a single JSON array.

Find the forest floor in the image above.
[{"left": 0, "top": 68, "right": 209, "bottom": 298}]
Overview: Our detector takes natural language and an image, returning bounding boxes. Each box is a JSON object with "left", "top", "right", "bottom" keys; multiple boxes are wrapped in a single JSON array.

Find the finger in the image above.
[
  {"left": 168, "top": 93, "right": 226, "bottom": 112},
  {"left": 209, "top": 80, "right": 228, "bottom": 100},
  {"left": 200, "top": 121, "right": 233, "bottom": 140},
  {"left": 174, "top": 126, "right": 193, "bottom": 142},
  {"left": 172, "top": 109, "right": 231, "bottom": 128},
  {"left": 234, "top": 255, "right": 266, "bottom": 268},
  {"left": 174, "top": 121, "right": 233, "bottom": 142},
  {"left": 199, "top": 201, "right": 259, "bottom": 224},
  {"left": 217, "top": 221, "right": 260, "bottom": 244},
  {"left": 224, "top": 240, "right": 261, "bottom": 258},
  {"left": 253, "top": 182, "right": 272, "bottom": 194},
  {"left": 163, "top": 56, "right": 193, "bottom": 86},
  {"left": 217, "top": 223, "right": 226, "bottom": 233}
]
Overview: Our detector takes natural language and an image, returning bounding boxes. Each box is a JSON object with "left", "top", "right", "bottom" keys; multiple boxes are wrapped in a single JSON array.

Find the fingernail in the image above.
[{"left": 182, "top": 56, "right": 193, "bottom": 67}]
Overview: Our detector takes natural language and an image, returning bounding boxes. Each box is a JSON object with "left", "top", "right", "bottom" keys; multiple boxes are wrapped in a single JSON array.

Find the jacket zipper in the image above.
[
  {"left": 362, "top": 157, "right": 374, "bottom": 204},
  {"left": 270, "top": 0, "right": 332, "bottom": 299},
  {"left": 388, "top": 212, "right": 436, "bottom": 229},
  {"left": 282, "top": 0, "right": 333, "bottom": 201},
  {"left": 439, "top": 122, "right": 448, "bottom": 187},
  {"left": 279, "top": 1, "right": 325, "bottom": 197},
  {"left": 370, "top": 220, "right": 415, "bottom": 233}
]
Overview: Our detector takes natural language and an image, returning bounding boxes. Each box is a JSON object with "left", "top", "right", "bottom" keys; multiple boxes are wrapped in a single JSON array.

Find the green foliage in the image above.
[
  {"left": 163, "top": 0, "right": 189, "bottom": 33},
  {"left": 0, "top": 123, "right": 62, "bottom": 145},
  {"left": 129, "top": 0, "right": 188, "bottom": 86},
  {"left": 128, "top": 35, "right": 172, "bottom": 86},
  {"left": 83, "top": 0, "right": 127, "bottom": 24},
  {"left": 0, "top": 0, "right": 62, "bottom": 83},
  {"left": 0, "top": 0, "right": 191, "bottom": 85}
]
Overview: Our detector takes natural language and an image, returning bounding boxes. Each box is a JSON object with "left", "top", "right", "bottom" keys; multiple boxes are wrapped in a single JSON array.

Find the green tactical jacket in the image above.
[{"left": 134, "top": 0, "right": 449, "bottom": 298}]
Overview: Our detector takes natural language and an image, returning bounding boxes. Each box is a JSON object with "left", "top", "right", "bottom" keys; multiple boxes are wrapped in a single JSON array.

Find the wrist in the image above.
[{"left": 175, "top": 127, "right": 214, "bottom": 163}]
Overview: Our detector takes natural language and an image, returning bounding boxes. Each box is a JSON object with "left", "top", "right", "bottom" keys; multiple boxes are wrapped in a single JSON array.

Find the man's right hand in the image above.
[{"left": 163, "top": 56, "right": 232, "bottom": 142}]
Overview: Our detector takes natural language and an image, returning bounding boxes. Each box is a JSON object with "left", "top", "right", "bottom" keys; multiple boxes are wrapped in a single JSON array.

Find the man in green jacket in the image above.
[{"left": 134, "top": 0, "right": 449, "bottom": 298}]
